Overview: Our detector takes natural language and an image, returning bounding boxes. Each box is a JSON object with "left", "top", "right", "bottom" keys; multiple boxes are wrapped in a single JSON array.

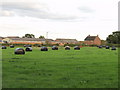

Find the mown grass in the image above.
[{"left": 2, "top": 47, "right": 118, "bottom": 88}]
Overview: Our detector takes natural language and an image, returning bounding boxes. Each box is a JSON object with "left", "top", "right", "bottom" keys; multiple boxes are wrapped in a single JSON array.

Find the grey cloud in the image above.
[
  {"left": 78, "top": 7, "right": 95, "bottom": 13},
  {"left": 0, "top": 10, "right": 14, "bottom": 16},
  {"left": 0, "top": 2, "right": 79, "bottom": 21}
]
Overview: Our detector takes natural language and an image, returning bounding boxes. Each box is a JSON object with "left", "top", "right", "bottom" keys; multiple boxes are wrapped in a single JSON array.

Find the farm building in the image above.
[
  {"left": 0, "top": 36, "right": 4, "bottom": 43},
  {"left": 3, "top": 36, "right": 53, "bottom": 44},
  {"left": 55, "top": 38, "right": 79, "bottom": 45},
  {"left": 2, "top": 37, "right": 52, "bottom": 44},
  {"left": 7, "top": 36, "right": 20, "bottom": 38},
  {"left": 84, "top": 35, "right": 101, "bottom": 45}
]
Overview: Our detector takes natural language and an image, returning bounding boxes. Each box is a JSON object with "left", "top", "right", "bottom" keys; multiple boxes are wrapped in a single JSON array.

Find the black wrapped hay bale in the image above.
[
  {"left": 14, "top": 48, "right": 25, "bottom": 54},
  {"left": 111, "top": 46, "right": 116, "bottom": 50},
  {"left": 74, "top": 46, "right": 80, "bottom": 50},
  {"left": 106, "top": 46, "right": 110, "bottom": 49},
  {"left": 1, "top": 46, "right": 7, "bottom": 49},
  {"left": 38, "top": 45, "right": 41, "bottom": 47},
  {"left": 97, "top": 45, "right": 99, "bottom": 47},
  {"left": 25, "top": 47, "right": 32, "bottom": 51},
  {"left": 26, "top": 45, "right": 32, "bottom": 47},
  {"left": 52, "top": 46, "right": 58, "bottom": 50},
  {"left": 41, "top": 46, "right": 48, "bottom": 51},
  {"left": 65, "top": 46, "right": 70, "bottom": 50},
  {"left": 24, "top": 45, "right": 26, "bottom": 47},
  {"left": 98, "top": 46, "right": 102, "bottom": 48},
  {"left": 102, "top": 45, "right": 106, "bottom": 47},
  {"left": 10, "top": 45, "right": 14, "bottom": 48}
]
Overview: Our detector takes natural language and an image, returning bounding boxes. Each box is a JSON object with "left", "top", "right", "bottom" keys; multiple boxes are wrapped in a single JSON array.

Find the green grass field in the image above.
[{"left": 2, "top": 47, "right": 118, "bottom": 88}]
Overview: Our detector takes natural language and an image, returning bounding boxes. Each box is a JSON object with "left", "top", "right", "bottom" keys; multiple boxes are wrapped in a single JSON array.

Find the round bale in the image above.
[
  {"left": 25, "top": 47, "right": 32, "bottom": 51},
  {"left": 102, "top": 45, "right": 106, "bottom": 47},
  {"left": 41, "top": 46, "right": 48, "bottom": 51},
  {"left": 111, "top": 46, "right": 116, "bottom": 50},
  {"left": 10, "top": 45, "right": 14, "bottom": 48},
  {"left": 24, "top": 45, "right": 26, "bottom": 47},
  {"left": 74, "top": 46, "right": 80, "bottom": 50},
  {"left": 1, "top": 46, "right": 7, "bottom": 49},
  {"left": 38, "top": 45, "right": 41, "bottom": 47},
  {"left": 106, "top": 46, "right": 110, "bottom": 49},
  {"left": 98, "top": 46, "right": 102, "bottom": 48},
  {"left": 65, "top": 46, "right": 70, "bottom": 50},
  {"left": 26, "top": 45, "right": 32, "bottom": 47},
  {"left": 14, "top": 48, "right": 25, "bottom": 54},
  {"left": 52, "top": 46, "right": 58, "bottom": 50}
]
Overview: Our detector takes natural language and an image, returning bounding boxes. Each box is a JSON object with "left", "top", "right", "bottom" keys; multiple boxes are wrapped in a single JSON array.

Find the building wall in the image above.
[
  {"left": 12, "top": 40, "right": 45, "bottom": 44},
  {"left": 93, "top": 37, "right": 101, "bottom": 45},
  {"left": 84, "top": 36, "right": 101, "bottom": 45},
  {"left": 2, "top": 38, "right": 46, "bottom": 44},
  {"left": 10, "top": 42, "right": 43, "bottom": 44},
  {"left": 2, "top": 38, "right": 13, "bottom": 43},
  {"left": 84, "top": 41, "right": 94, "bottom": 45}
]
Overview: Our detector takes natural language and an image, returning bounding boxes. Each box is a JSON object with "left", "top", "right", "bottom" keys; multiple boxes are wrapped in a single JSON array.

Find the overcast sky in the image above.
[{"left": 0, "top": 0, "right": 119, "bottom": 41}]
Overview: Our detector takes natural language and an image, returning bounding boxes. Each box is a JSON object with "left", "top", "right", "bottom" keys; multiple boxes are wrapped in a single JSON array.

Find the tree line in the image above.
[
  {"left": 22, "top": 34, "right": 45, "bottom": 39},
  {"left": 22, "top": 31, "right": 120, "bottom": 44},
  {"left": 106, "top": 31, "right": 120, "bottom": 44}
]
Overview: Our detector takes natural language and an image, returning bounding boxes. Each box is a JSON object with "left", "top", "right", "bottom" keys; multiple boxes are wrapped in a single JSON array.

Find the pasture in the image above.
[{"left": 2, "top": 47, "right": 118, "bottom": 88}]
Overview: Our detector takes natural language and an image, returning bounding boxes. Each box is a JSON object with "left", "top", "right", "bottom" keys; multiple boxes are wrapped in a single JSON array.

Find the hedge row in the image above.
[{"left": 1, "top": 43, "right": 120, "bottom": 47}]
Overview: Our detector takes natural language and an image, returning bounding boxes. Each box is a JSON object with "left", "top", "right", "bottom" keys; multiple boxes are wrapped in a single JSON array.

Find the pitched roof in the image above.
[
  {"left": 11, "top": 38, "right": 46, "bottom": 41},
  {"left": 55, "top": 38, "right": 78, "bottom": 43},
  {"left": 9, "top": 38, "right": 54, "bottom": 42},
  {"left": 7, "top": 36, "right": 20, "bottom": 38},
  {"left": 84, "top": 36, "right": 97, "bottom": 41},
  {"left": 45, "top": 39, "right": 54, "bottom": 41}
]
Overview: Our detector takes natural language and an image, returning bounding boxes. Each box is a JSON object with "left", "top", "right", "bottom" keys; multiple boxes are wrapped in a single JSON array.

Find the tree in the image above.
[
  {"left": 22, "top": 34, "right": 35, "bottom": 38},
  {"left": 106, "top": 31, "right": 120, "bottom": 44},
  {"left": 101, "top": 40, "right": 107, "bottom": 45},
  {"left": 39, "top": 35, "right": 45, "bottom": 39}
]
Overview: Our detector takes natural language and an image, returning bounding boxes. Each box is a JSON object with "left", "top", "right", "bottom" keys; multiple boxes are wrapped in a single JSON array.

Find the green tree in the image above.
[
  {"left": 22, "top": 34, "right": 35, "bottom": 38},
  {"left": 106, "top": 31, "right": 120, "bottom": 44},
  {"left": 39, "top": 36, "right": 45, "bottom": 39},
  {"left": 101, "top": 40, "right": 107, "bottom": 45}
]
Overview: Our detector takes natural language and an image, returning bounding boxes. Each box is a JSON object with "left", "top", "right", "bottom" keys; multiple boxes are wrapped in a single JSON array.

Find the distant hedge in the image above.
[
  {"left": 106, "top": 44, "right": 120, "bottom": 47},
  {"left": 1, "top": 43, "right": 120, "bottom": 47}
]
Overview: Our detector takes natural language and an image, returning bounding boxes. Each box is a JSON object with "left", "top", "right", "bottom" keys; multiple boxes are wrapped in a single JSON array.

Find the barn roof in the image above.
[
  {"left": 11, "top": 38, "right": 46, "bottom": 41},
  {"left": 55, "top": 38, "right": 78, "bottom": 43},
  {"left": 84, "top": 36, "right": 97, "bottom": 41},
  {"left": 9, "top": 38, "right": 54, "bottom": 42},
  {"left": 7, "top": 36, "right": 20, "bottom": 38}
]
